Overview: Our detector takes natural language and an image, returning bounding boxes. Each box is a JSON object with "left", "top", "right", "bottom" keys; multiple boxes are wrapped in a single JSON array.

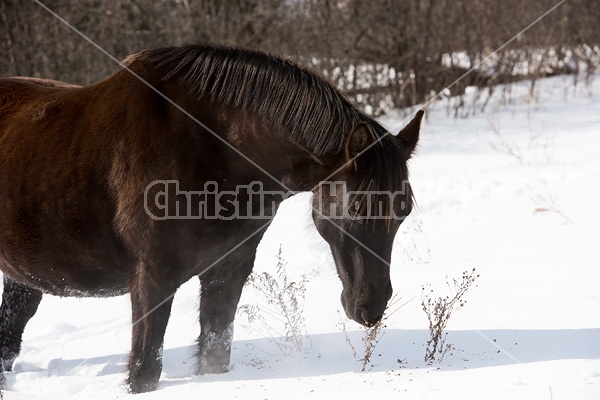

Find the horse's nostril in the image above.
[{"left": 358, "top": 308, "right": 368, "bottom": 324}]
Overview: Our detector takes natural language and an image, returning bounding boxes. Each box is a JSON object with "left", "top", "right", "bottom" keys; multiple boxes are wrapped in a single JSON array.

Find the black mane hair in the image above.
[
  {"left": 130, "top": 44, "right": 380, "bottom": 155},
  {"left": 130, "top": 44, "right": 410, "bottom": 219}
]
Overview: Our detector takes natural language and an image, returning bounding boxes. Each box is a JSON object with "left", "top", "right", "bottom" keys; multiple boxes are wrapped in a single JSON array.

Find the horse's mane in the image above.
[
  {"left": 129, "top": 44, "right": 369, "bottom": 156},
  {"left": 129, "top": 44, "right": 410, "bottom": 219}
]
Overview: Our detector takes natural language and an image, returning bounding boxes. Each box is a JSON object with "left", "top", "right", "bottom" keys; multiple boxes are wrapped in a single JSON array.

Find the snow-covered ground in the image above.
[{"left": 3, "top": 75, "right": 600, "bottom": 399}]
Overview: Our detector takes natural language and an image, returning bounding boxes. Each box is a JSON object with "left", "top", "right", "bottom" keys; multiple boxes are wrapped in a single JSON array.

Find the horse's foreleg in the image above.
[
  {"left": 127, "top": 267, "right": 175, "bottom": 393},
  {"left": 197, "top": 256, "right": 254, "bottom": 375},
  {"left": 0, "top": 276, "right": 43, "bottom": 372}
]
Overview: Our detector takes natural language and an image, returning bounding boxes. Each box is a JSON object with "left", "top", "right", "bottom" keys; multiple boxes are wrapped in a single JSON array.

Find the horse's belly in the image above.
[
  {"left": 0, "top": 253, "right": 131, "bottom": 298},
  {"left": 22, "top": 276, "right": 129, "bottom": 298},
  {"left": 0, "top": 220, "right": 132, "bottom": 298}
]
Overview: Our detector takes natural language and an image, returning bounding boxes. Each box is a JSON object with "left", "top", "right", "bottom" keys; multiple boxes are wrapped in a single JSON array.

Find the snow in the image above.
[{"left": 3, "top": 74, "right": 600, "bottom": 399}]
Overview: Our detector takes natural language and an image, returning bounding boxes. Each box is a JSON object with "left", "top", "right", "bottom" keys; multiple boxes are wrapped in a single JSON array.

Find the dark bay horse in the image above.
[{"left": 0, "top": 44, "right": 423, "bottom": 393}]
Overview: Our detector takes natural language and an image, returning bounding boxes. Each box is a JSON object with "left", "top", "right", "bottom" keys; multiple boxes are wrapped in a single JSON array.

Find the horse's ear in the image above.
[
  {"left": 345, "top": 122, "right": 373, "bottom": 162},
  {"left": 397, "top": 109, "right": 424, "bottom": 159}
]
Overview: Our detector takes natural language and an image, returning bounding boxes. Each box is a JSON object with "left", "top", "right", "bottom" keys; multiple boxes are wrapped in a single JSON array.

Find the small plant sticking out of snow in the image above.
[
  {"left": 238, "top": 245, "right": 308, "bottom": 356},
  {"left": 487, "top": 117, "right": 555, "bottom": 166},
  {"left": 337, "top": 313, "right": 384, "bottom": 372},
  {"left": 531, "top": 192, "right": 573, "bottom": 224},
  {"left": 339, "top": 295, "right": 410, "bottom": 371},
  {"left": 422, "top": 268, "right": 479, "bottom": 363}
]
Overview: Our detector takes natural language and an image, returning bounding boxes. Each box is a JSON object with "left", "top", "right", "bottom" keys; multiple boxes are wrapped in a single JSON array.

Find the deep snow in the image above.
[{"left": 2, "top": 74, "right": 600, "bottom": 399}]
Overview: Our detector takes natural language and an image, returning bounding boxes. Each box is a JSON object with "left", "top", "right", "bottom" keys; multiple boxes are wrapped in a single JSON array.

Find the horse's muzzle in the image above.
[{"left": 341, "top": 292, "right": 385, "bottom": 327}]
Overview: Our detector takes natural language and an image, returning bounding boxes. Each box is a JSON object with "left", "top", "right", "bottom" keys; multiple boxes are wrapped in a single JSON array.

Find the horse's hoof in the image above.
[
  {"left": 199, "top": 363, "right": 229, "bottom": 375},
  {"left": 0, "top": 355, "right": 16, "bottom": 373},
  {"left": 127, "top": 379, "right": 158, "bottom": 394},
  {"left": 127, "top": 369, "right": 160, "bottom": 393}
]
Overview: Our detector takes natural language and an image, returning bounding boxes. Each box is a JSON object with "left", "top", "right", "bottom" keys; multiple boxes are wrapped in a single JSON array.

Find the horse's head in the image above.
[{"left": 312, "top": 111, "right": 423, "bottom": 327}]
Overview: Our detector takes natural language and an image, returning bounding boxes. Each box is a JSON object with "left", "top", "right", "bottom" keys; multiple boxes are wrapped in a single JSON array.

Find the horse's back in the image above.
[
  {"left": 0, "top": 77, "right": 80, "bottom": 125},
  {"left": 1, "top": 76, "right": 80, "bottom": 88}
]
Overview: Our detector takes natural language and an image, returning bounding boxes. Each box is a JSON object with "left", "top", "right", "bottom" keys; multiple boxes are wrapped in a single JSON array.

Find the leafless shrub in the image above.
[
  {"left": 422, "top": 269, "right": 479, "bottom": 363},
  {"left": 238, "top": 245, "right": 308, "bottom": 356},
  {"left": 337, "top": 314, "right": 385, "bottom": 372},
  {"left": 488, "top": 121, "right": 524, "bottom": 164}
]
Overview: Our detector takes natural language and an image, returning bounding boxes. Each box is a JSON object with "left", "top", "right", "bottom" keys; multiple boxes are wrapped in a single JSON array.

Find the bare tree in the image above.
[{"left": 1, "top": 0, "right": 598, "bottom": 113}]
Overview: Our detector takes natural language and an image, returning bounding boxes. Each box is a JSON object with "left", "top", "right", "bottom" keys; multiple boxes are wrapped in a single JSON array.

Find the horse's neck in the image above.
[{"left": 164, "top": 94, "right": 321, "bottom": 191}]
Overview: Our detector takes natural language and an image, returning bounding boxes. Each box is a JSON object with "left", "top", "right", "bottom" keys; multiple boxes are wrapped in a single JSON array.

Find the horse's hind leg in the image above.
[{"left": 0, "top": 276, "right": 43, "bottom": 372}]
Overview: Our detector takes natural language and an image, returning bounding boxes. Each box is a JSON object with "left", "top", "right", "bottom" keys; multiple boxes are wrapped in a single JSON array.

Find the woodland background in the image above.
[{"left": 2, "top": 0, "right": 599, "bottom": 115}]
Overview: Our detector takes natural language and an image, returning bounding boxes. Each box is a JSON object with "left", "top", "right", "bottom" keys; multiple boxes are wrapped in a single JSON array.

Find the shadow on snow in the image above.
[{"left": 6, "top": 328, "right": 599, "bottom": 390}]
